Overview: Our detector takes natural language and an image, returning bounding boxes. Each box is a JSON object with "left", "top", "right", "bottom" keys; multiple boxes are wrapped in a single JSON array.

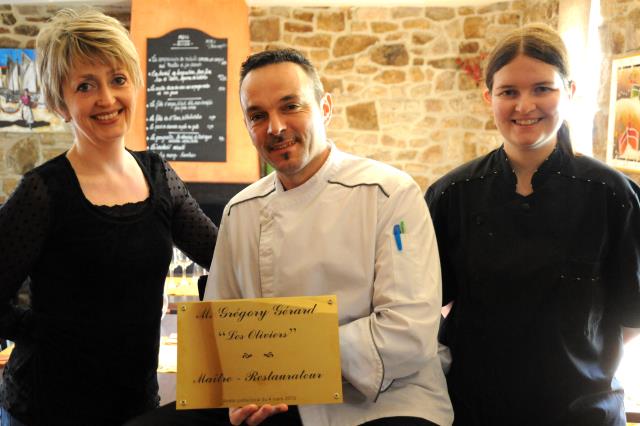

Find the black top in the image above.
[
  {"left": 0, "top": 151, "right": 217, "bottom": 425},
  {"left": 426, "top": 146, "right": 640, "bottom": 426}
]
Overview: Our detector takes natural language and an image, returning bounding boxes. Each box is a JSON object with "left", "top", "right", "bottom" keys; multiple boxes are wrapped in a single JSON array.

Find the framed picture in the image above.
[
  {"left": 607, "top": 54, "right": 640, "bottom": 172},
  {"left": 0, "top": 48, "right": 65, "bottom": 132}
]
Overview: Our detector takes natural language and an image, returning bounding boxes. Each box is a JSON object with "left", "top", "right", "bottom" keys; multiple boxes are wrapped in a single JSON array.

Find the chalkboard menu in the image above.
[{"left": 146, "top": 29, "right": 227, "bottom": 162}]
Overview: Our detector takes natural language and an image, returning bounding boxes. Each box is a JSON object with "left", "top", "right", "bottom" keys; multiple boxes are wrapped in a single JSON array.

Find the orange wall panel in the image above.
[{"left": 128, "top": 0, "right": 258, "bottom": 183}]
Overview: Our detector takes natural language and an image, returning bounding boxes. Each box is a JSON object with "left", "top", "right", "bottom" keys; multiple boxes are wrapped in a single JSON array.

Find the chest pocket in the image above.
[
  {"left": 391, "top": 233, "right": 426, "bottom": 300},
  {"left": 558, "top": 260, "right": 604, "bottom": 338}
]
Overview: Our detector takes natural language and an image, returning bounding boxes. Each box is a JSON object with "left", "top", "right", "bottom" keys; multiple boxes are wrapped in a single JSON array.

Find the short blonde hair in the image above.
[{"left": 36, "top": 7, "right": 143, "bottom": 114}]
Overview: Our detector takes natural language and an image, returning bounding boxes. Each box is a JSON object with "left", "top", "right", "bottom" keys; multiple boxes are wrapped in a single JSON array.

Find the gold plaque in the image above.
[{"left": 176, "top": 295, "right": 342, "bottom": 409}]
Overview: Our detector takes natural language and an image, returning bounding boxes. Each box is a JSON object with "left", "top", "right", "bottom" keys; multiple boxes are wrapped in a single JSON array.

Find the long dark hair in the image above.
[{"left": 485, "top": 24, "right": 573, "bottom": 154}]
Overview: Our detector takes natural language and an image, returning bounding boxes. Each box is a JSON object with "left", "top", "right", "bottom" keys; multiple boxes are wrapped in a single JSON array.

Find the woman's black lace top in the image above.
[{"left": 0, "top": 151, "right": 217, "bottom": 425}]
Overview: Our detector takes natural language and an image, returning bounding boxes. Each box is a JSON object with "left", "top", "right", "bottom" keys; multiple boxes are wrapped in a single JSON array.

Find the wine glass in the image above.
[
  {"left": 192, "top": 263, "right": 206, "bottom": 279},
  {"left": 172, "top": 247, "right": 191, "bottom": 287},
  {"left": 166, "top": 248, "right": 179, "bottom": 291},
  {"left": 161, "top": 289, "right": 169, "bottom": 321}
]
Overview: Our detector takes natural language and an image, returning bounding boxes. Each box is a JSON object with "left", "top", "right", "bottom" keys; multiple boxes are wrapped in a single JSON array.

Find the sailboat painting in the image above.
[{"left": 0, "top": 48, "right": 65, "bottom": 132}]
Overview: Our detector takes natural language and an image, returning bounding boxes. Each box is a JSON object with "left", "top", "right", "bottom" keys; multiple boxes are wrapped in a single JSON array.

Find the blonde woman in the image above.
[{"left": 0, "top": 9, "right": 216, "bottom": 425}]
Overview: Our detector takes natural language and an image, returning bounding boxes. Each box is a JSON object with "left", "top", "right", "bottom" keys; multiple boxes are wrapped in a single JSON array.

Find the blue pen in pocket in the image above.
[{"left": 393, "top": 224, "right": 403, "bottom": 251}]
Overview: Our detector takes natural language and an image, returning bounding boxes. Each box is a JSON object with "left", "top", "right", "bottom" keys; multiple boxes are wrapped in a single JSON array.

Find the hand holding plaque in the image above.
[
  {"left": 229, "top": 403, "right": 289, "bottom": 426},
  {"left": 176, "top": 295, "right": 342, "bottom": 409}
]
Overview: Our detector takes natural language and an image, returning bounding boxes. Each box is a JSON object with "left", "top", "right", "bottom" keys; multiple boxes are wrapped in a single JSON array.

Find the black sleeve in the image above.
[
  {"left": 0, "top": 172, "right": 49, "bottom": 341},
  {"left": 425, "top": 185, "right": 457, "bottom": 306},
  {"left": 162, "top": 159, "right": 218, "bottom": 269}
]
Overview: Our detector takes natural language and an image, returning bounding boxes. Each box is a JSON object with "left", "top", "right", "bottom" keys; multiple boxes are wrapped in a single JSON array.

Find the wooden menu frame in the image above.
[{"left": 128, "top": 0, "right": 259, "bottom": 183}]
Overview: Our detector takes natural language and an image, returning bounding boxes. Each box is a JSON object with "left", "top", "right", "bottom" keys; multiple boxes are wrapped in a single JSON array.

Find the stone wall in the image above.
[
  {"left": 249, "top": 2, "right": 559, "bottom": 190},
  {"left": 595, "top": 0, "right": 640, "bottom": 184},
  {"left": 0, "top": 1, "right": 560, "bottom": 203}
]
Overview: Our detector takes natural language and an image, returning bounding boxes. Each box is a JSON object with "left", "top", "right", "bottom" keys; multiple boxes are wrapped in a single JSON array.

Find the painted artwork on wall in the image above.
[
  {"left": 0, "top": 48, "right": 66, "bottom": 132},
  {"left": 607, "top": 54, "right": 640, "bottom": 172}
]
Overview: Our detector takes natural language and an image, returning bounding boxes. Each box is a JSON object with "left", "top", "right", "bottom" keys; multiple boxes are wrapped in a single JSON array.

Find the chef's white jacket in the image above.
[{"left": 205, "top": 145, "right": 453, "bottom": 426}]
